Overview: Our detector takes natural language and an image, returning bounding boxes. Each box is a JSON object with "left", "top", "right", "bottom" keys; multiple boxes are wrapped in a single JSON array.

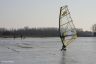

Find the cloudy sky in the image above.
[{"left": 0, "top": 0, "right": 96, "bottom": 31}]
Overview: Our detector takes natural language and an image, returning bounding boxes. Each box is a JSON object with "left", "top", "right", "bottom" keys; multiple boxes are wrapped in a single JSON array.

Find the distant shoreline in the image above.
[
  {"left": 0, "top": 27, "right": 95, "bottom": 38},
  {"left": 0, "top": 36, "right": 95, "bottom": 39}
]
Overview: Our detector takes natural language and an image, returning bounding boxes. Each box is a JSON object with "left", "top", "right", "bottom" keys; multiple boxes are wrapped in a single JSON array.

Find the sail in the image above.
[{"left": 59, "top": 5, "right": 77, "bottom": 46}]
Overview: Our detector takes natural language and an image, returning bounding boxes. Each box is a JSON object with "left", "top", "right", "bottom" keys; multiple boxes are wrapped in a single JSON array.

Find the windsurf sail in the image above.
[{"left": 59, "top": 5, "right": 77, "bottom": 47}]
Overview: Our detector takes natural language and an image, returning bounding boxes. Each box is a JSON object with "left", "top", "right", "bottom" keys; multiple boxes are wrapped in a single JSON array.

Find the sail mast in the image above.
[{"left": 59, "top": 7, "right": 62, "bottom": 37}]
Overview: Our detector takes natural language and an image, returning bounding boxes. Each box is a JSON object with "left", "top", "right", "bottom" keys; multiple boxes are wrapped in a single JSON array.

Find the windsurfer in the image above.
[{"left": 59, "top": 5, "right": 77, "bottom": 51}]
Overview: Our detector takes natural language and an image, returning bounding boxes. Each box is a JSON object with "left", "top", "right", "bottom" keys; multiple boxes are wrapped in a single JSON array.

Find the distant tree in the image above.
[
  {"left": 92, "top": 24, "right": 96, "bottom": 36},
  {"left": 2, "top": 31, "right": 10, "bottom": 36},
  {"left": 76, "top": 28, "right": 83, "bottom": 36}
]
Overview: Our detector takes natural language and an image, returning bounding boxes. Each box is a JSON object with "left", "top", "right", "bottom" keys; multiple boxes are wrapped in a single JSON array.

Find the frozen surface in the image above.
[{"left": 0, "top": 37, "right": 96, "bottom": 64}]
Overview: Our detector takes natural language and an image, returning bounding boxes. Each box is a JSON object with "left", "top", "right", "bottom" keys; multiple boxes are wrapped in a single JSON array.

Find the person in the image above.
[
  {"left": 60, "top": 35, "right": 66, "bottom": 51},
  {"left": 13, "top": 34, "right": 16, "bottom": 40},
  {"left": 20, "top": 34, "right": 23, "bottom": 39}
]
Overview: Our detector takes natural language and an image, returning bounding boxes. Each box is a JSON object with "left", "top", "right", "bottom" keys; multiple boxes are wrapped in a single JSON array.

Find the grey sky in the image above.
[{"left": 0, "top": 0, "right": 96, "bottom": 31}]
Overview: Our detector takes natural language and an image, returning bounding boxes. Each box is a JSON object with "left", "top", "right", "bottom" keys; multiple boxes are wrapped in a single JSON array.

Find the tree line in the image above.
[{"left": 0, "top": 27, "right": 93, "bottom": 38}]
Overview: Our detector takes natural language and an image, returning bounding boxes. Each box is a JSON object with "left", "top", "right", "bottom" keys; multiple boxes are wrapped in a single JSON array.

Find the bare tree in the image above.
[{"left": 92, "top": 24, "right": 96, "bottom": 36}]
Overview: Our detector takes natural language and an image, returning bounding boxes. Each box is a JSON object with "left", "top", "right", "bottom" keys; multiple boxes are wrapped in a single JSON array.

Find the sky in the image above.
[{"left": 0, "top": 0, "right": 96, "bottom": 31}]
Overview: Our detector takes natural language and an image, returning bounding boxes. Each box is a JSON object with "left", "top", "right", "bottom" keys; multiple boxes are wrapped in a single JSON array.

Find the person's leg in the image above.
[
  {"left": 61, "top": 38, "right": 66, "bottom": 51},
  {"left": 61, "top": 44, "right": 66, "bottom": 51}
]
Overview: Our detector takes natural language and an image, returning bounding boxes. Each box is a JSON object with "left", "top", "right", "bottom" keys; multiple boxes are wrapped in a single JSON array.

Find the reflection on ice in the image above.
[{"left": 60, "top": 51, "right": 66, "bottom": 64}]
